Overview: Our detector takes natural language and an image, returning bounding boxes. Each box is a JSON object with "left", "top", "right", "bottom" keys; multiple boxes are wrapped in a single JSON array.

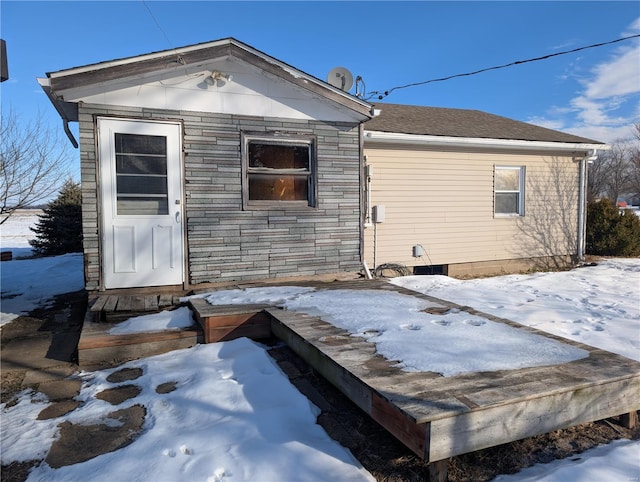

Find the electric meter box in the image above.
[{"left": 372, "top": 205, "right": 385, "bottom": 223}]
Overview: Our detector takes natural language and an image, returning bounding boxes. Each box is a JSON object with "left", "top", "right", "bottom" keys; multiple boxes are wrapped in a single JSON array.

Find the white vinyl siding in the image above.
[{"left": 363, "top": 146, "right": 579, "bottom": 269}]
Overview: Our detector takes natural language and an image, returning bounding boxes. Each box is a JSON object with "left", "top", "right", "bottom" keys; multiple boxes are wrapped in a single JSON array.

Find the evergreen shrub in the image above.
[
  {"left": 586, "top": 198, "right": 640, "bottom": 257},
  {"left": 29, "top": 180, "right": 82, "bottom": 256}
]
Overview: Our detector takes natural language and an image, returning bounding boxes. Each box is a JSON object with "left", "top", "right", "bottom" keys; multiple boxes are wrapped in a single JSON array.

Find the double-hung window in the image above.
[
  {"left": 494, "top": 166, "right": 525, "bottom": 216},
  {"left": 242, "top": 133, "right": 316, "bottom": 209}
]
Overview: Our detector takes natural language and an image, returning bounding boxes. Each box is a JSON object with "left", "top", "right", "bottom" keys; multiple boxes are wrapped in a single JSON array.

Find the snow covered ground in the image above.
[
  {"left": 1, "top": 211, "right": 639, "bottom": 481},
  {"left": 391, "top": 259, "right": 640, "bottom": 363},
  {"left": 0, "top": 209, "right": 84, "bottom": 325},
  {"left": 5, "top": 339, "right": 374, "bottom": 482}
]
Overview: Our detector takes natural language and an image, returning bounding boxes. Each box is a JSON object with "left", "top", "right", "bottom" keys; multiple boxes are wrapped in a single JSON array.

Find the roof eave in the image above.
[
  {"left": 363, "top": 130, "right": 609, "bottom": 153},
  {"left": 45, "top": 38, "right": 372, "bottom": 120}
]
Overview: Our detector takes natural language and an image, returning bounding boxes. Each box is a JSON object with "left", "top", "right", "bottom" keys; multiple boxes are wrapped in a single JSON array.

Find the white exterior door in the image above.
[{"left": 98, "top": 118, "right": 184, "bottom": 289}]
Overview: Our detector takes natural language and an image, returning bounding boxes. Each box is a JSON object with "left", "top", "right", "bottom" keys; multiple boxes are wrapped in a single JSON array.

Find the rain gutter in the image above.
[
  {"left": 37, "top": 77, "right": 78, "bottom": 148},
  {"left": 364, "top": 130, "right": 606, "bottom": 152}
]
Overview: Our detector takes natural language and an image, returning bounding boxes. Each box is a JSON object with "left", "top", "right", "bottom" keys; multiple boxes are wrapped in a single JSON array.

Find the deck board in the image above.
[
  {"left": 89, "top": 296, "right": 109, "bottom": 313},
  {"left": 264, "top": 284, "right": 640, "bottom": 462}
]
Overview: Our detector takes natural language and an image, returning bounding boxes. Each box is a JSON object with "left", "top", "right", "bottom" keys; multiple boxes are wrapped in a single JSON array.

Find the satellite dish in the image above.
[{"left": 327, "top": 67, "right": 354, "bottom": 92}]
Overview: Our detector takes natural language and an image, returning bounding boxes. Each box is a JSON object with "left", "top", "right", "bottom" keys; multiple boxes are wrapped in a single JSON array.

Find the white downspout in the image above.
[{"left": 578, "top": 149, "right": 598, "bottom": 261}]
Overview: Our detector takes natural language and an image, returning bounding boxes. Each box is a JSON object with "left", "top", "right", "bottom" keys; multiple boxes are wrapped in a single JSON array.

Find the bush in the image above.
[
  {"left": 586, "top": 199, "right": 640, "bottom": 257},
  {"left": 29, "top": 180, "right": 82, "bottom": 256}
]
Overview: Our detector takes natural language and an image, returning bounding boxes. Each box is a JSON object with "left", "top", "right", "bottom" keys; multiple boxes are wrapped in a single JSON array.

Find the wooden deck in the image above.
[
  {"left": 87, "top": 293, "right": 184, "bottom": 323},
  {"left": 93, "top": 280, "right": 640, "bottom": 474},
  {"left": 270, "top": 304, "right": 640, "bottom": 462}
]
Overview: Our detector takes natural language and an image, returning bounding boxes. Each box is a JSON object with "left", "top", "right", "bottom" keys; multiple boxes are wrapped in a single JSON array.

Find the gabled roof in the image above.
[
  {"left": 365, "top": 103, "right": 605, "bottom": 147},
  {"left": 39, "top": 37, "right": 372, "bottom": 120}
]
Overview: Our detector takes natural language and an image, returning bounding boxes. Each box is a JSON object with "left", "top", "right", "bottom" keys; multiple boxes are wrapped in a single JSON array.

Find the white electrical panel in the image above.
[{"left": 372, "top": 205, "right": 385, "bottom": 223}]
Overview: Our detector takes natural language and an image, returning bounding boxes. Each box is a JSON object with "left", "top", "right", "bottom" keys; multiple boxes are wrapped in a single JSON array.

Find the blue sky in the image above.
[{"left": 1, "top": 1, "right": 639, "bottom": 148}]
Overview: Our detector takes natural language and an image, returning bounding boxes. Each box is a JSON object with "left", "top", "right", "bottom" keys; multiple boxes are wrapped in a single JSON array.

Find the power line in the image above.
[
  {"left": 141, "top": 1, "right": 176, "bottom": 51},
  {"left": 368, "top": 34, "right": 640, "bottom": 101},
  {"left": 140, "top": 1, "right": 186, "bottom": 65}
]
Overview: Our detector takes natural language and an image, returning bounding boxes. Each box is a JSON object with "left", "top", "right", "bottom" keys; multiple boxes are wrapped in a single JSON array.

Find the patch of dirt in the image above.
[
  {"left": 45, "top": 404, "right": 146, "bottom": 469},
  {"left": 37, "top": 400, "right": 81, "bottom": 420},
  {"left": 37, "top": 379, "right": 82, "bottom": 401},
  {"left": 156, "top": 381, "right": 178, "bottom": 394},
  {"left": 106, "top": 367, "right": 143, "bottom": 383},
  {"left": 267, "top": 341, "right": 640, "bottom": 482},
  {"left": 1, "top": 290, "right": 87, "bottom": 405},
  {"left": 0, "top": 317, "right": 46, "bottom": 343},
  {"left": 0, "top": 371, "right": 25, "bottom": 405},
  {"left": 95, "top": 384, "right": 142, "bottom": 405},
  {"left": 0, "top": 462, "right": 38, "bottom": 482}
]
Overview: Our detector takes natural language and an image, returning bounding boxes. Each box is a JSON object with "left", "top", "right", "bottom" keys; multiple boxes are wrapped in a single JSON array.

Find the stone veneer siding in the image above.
[{"left": 78, "top": 104, "right": 363, "bottom": 290}]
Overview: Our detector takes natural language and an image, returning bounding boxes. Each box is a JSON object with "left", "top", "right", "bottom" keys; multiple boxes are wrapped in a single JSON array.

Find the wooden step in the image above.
[
  {"left": 78, "top": 322, "right": 202, "bottom": 368},
  {"left": 188, "top": 298, "right": 273, "bottom": 343}
]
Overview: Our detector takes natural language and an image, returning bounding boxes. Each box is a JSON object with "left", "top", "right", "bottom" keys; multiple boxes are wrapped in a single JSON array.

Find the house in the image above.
[
  {"left": 40, "top": 38, "right": 606, "bottom": 291},
  {"left": 362, "top": 103, "right": 606, "bottom": 277},
  {"left": 39, "top": 38, "right": 372, "bottom": 291}
]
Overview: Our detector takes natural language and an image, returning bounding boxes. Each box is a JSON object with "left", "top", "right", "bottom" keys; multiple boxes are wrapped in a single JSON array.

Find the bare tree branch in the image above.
[
  {"left": 587, "top": 131, "right": 640, "bottom": 204},
  {"left": 0, "top": 110, "right": 73, "bottom": 224}
]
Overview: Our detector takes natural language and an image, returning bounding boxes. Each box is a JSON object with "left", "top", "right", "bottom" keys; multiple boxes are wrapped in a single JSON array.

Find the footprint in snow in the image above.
[
  {"left": 400, "top": 324, "right": 421, "bottom": 331},
  {"left": 433, "top": 320, "right": 451, "bottom": 326},
  {"left": 363, "top": 329, "right": 380, "bottom": 337},
  {"left": 163, "top": 449, "right": 176, "bottom": 458},
  {"left": 209, "top": 468, "right": 228, "bottom": 482},
  {"left": 464, "top": 319, "right": 486, "bottom": 327},
  {"left": 180, "top": 445, "right": 193, "bottom": 455}
]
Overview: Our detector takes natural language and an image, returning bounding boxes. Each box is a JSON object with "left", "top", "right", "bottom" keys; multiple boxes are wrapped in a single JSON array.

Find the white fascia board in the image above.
[
  {"left": 364, "top": 130, "right": 609, "bottom": 152},
  {"left": 46, "top": 39, "right": 231, "bottom": 79},
  {"left": 45, "top": 38, "right": 371, "bottom": 114}
]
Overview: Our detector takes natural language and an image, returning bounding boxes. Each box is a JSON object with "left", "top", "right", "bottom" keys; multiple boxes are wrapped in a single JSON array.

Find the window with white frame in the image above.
[
  {"left": 494, "top": 166, "right": 525, "bottom": 216},
  {"left": 242, "top": 133, "right": 316, "bottom": 208}
]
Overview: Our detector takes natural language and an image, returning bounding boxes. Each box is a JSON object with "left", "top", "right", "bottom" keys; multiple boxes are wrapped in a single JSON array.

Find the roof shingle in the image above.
[{"left": 365, "top": 103, "right": 603, "bottom": 145}]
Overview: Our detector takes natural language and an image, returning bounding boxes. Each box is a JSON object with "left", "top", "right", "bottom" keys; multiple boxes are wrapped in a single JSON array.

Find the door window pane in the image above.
[{"left": 115, "top": 133, "right": 168, "bottom": 215}]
